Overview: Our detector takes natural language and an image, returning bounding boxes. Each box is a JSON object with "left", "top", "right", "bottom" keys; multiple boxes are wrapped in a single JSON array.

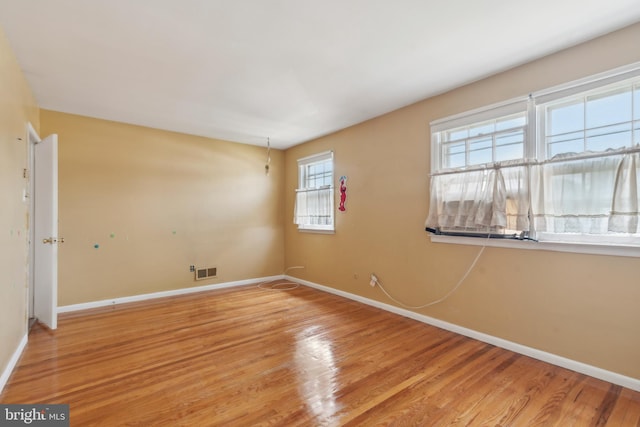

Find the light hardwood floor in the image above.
[{"left": 2, "top": 282, "right": 639, "bottom": 426}]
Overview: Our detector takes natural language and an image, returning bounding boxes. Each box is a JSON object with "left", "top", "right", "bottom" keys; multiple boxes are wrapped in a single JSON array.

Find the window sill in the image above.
[
  {"left": 430, "top": 234, "right": 640, "bottom": 258},
  {"left": 298, "top": 227, "right": 335, "bottom": 235}
]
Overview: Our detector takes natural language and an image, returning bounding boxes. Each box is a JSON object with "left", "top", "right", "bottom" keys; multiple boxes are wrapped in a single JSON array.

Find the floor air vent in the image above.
[{"left": 195, "top": 267, "right": 217, "bottom": 281}]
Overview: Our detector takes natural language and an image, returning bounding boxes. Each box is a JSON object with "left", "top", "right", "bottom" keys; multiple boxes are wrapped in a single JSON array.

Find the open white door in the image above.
[{"left": 33, "top": 134, "right": 59, "bottom": 330}]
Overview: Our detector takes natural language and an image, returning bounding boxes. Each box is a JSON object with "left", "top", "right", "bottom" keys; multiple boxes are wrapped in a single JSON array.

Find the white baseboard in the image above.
[
  {"left": 288, "top": 275, "right": 640, "bottom": 393},
  {"left": 0, "top": 333, "right": 28, "bottom": 394},
  {"left": 58, "top": 275, "right": 283, "bottom": 313}
]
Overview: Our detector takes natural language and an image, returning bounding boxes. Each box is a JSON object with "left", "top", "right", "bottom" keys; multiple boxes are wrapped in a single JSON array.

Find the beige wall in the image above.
[
  {"left": 40, "top": 111, "right": 285, "bottom": 306},
  {"left": 284, "top": 22, "right": 640, "bottom": 380},
  {"left": 0, "top": 28, "right": 39, "bottom": 380}
]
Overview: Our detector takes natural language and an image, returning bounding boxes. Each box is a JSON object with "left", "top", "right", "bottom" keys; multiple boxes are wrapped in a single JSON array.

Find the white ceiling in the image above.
[{"left": 1, "top": 1, "right": 640, "bottom": 149}]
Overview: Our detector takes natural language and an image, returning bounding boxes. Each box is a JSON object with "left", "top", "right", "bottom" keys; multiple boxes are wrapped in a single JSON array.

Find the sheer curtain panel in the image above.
[
  {"left": 532, "top": 152, "right": 640, "bottom": 235},
  {"left": 294, "top": 187, "right": 333, "bottom": 227},
  {"left": 426, "top": 163, "right": 531, "bottom": 234}
]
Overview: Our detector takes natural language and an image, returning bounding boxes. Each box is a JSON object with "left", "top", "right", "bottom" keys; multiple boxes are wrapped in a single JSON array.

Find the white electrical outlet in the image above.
[{"left": 369, "top": 273, "right": 378, "bottom": 287}]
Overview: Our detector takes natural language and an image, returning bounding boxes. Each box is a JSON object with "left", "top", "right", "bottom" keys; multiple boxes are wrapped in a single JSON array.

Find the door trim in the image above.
[{"left": 26, "top": 122, "right": 39, "bottom": 327}]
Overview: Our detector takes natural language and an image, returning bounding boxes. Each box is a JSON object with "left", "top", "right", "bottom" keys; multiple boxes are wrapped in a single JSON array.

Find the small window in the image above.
[{"left": 294, "top": 151, "right": 334, "bottom": 232}]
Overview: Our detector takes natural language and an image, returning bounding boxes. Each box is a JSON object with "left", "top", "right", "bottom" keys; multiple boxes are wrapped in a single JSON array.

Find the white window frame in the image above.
[
  {"left": 431, "top": 98, "right": 531, "bottom": 173},
  {"left": 294, "top": 151, "right": 335, "bottom": 233},
  {"left": 429, "top": 98, "right": 534, "bottom": 238},
  {"left": 533, "top": 63, "right": 640, "bottom": 162},
  {"left": 429, "top": 62, "right": 640, "bottom": 257}
]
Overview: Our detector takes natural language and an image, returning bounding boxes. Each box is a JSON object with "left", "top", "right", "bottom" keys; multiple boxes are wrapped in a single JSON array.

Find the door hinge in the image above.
[
  {"left": 42, "top": 237, "right": 65, "bottom": 244},
  {"left": 23, "top": 168, "right": 28, "bottom": 179}
]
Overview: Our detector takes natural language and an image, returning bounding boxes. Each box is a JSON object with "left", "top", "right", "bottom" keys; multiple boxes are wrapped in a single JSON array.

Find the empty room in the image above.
[{"left": 2, "top": 1, "right": 640, "bottom": 425}]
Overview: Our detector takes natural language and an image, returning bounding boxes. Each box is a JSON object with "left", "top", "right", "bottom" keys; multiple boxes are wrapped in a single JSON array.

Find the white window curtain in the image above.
[
  {"left": 294, "top": 187, "right": 333, "bottom": 226},
  {"left": 426, "top": 162, "right": 531, "bottom": 233},
  {"left": 531, "top": 152, "right": 640, "bottom": 235},
  {"left": 610, "top": 153, "right": 639, "bottom": 232}
]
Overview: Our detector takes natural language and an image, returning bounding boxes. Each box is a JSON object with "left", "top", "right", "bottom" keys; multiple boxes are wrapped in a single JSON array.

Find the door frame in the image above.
[{"left": 27, "top": 122, "right": 38, "bottom": 325}]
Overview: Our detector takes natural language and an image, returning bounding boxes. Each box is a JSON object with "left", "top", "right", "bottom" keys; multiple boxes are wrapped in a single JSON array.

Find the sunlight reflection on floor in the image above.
[{"left": 294, "top": 326, "right": 342, "bottom": 426}]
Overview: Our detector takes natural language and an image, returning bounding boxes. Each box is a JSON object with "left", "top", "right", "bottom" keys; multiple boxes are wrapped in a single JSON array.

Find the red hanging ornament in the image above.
[{"left": 338, "top": 176, "right": 347, "bottom": 212}]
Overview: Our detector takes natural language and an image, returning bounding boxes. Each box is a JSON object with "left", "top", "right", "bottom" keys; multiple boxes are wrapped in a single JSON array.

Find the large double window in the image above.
[{"left": 427, "top": 64, "right": 640, "bottom": 248}]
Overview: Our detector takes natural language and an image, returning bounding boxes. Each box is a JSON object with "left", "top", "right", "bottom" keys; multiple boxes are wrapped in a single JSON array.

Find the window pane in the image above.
[
  {"left": 446, "top": 142, "right": 465, "bottom": 155},
  {"left": 635, "top": 122, "right": 640, "bottom": 145},
  {"left": 305, "top": 174, "right": 313, "bottom": 187},
  {"left": 496, "top": 114, "right": 526, "bottom": 131},
  {"left": 448, "top": 128, "right": 468, "bottom": 141},
  {"left": 495, "top": 130, "right": 524, "bottom": 161},
  {"left": 303, "top": 159, "right": 333, "bottom": 188},
  {"left": 496, "top": 144, "right": 523, "bottom": 162},
  {"left": 468, "top": 137, "right": 492, "bottom": 165},
  {"left": 548, "top": 131, "right": 584, "bottom": 157},
  {"left": 496, "top": 130, "right": 524, "bottom": 147},
  {"left": 548, "top": 101, "right": 584, "bottom": 136},
  {"left": 586, "top": 88, "right": 632, "bottom": 129},
  {"left": 325, "top": 161, "right": 333, "bottom": 172},
  {"left": 322, "top": 170, "right": 332, "bottom": 186},
  {"left": 436, "top": 107, "right": 528, "bottom": 170},
  {"left": 444, "top": 142, "right": 465, "bottom": 168},
  {"left": 469, "top": 121, "right": 494, "bottom": 137},
  {"left": 446, "top": 152, "right": 465, "bottom": 168},
  {"left": 586, "top": 122, "right": 631, "bottom": 151},
  {"left": 469, "top": 137, "right": 491, "bottom": 150}
]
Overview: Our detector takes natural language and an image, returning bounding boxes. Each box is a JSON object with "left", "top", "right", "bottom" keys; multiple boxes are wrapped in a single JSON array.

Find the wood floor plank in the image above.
[
  {"left": 1, "top": 283, "right": 639, "bottom": 426},
  {"left": 607, "top": 389, "right": 640, "bottom": 426}
]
